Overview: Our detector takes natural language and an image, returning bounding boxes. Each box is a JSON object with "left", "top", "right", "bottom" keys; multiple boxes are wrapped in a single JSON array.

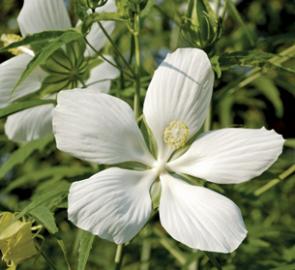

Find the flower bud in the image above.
[{"left": 181, "top": 0, "right": 221, "bottom": 50}]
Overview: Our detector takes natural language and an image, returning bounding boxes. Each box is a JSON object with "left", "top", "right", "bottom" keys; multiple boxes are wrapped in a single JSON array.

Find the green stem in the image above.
[
  {"left": 204, "top": 105, "right": 211, "bottom": 132},
  {"left": 39, "top": 249, "right": 58, "bottom": 270},
  {"left": 83, "top": 36, "right": 122, "bottom": 70},
  {"left": 133, "top": 12, "right": 141, "bottom": 118},
  {"left": 153, "top": 226, "right": 187, "bottom": 266},
  {"left": 225, "top": 0, "right": 254, "bottom": 46},
  {"left": 255, "top": 164, "right": 295, "bottom": 196},
  {"left": 140, "top": 239, "right": 151, "bottom": 270},
  {"left": 97, "top": 21, "right": 135, "bottom": 76},
  {"left": 114, "top": 244, "right": 124, "bottom": 270},
  {"left": 215, "top": 44, "right": 295, "bottom": 99}
]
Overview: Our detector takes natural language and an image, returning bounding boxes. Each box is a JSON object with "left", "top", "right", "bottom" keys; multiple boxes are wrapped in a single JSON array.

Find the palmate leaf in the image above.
[
  {"left": 0, "top": 135, "right": 53, "bottom": 180},
  {"left": 13, "top": 30, "right": 83, "bottom": 92},
  {"left": 0, "top": 31, "right": 67, "bottom": 53},
  {"left": 0, "top": 99, "right": 55, "bottom": 118}
]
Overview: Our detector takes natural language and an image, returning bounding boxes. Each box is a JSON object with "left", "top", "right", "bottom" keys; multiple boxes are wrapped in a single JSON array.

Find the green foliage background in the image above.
[{"left": 0, "top": 0, "right": 294, "bottom": 269}]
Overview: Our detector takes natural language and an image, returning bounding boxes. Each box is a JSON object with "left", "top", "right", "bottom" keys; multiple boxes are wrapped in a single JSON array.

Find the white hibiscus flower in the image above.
[
  {"left": 53, "top": 48, "right": 284, "bottom": 253},
  {"left": 0, "top": 0, "right": 119, "bottom": 143}
]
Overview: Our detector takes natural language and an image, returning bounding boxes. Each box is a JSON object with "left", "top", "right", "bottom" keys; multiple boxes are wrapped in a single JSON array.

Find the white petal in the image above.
[
  {"left": 0, "top": 54, "right": 45, "bottom": 108},
  {"left": 159, "top": 174, "right": 247, "bottom": 253},
  {"left": 85, "top": 57, "right": 119, "bottom": 93},
  {"left": 68, "top": 168, "right": 156, "bottom": 244},
  {"left": 143, "top": 48, "right": 214, "bottom": 160},
  {"left": 53, "top": 89, "right": 154, "bottom": 165},
  {"left": 85, "top": 0, "right": 117, "bottom": 56},
  {"left": 5, "top": 104, "right": 54, "bottom": 143},
  {"left": 169, "top": 128, "right": 284, "bottom": 184},
  {"left": 17, "top": 0, "right": 71, "bottom": 36}
]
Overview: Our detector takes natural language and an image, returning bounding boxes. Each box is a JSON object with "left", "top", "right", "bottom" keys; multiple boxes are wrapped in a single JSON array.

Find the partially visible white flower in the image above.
[
  {"left": 53, "top": 48, "right": 284, "bottom": 253},
  {"left": 0, "top": 0, "right": 119, "bottom": 143}
]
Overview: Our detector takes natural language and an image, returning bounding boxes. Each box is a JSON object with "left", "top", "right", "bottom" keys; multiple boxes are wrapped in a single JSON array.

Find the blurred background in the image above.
[{"left": 0, "top": 0, "right": 294, "bottom": 269}]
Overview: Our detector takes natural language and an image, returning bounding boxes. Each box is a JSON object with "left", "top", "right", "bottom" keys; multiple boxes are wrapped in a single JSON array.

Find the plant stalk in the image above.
[
  {"left": 255, "top": 164, "right": 295, "bottom": 196},
  {"left": 133, "top": 12, "right": 141, "bottom": 118},
  {"left": 114, "top": 244, "right": 124, "bottom": 270}
]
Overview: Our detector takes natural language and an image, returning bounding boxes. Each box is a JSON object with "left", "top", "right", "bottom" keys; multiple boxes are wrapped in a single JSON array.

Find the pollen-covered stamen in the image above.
[{"left": 163, "top": 120, "right": 190, "bottom": 150}]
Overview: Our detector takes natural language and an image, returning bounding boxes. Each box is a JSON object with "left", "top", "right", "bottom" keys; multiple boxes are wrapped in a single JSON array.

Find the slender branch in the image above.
[
  {"left": 133, "top": 12, "right": 141, "bottom": 118},
  {"left": 255, "top": 164, "right": 295, "bottom": 196},
  {"left": 96, "top": 20, "right": 136, "bottom": 76},
  {"left": 37, "top": 245, "right": 58, "bottom": 270},
  {"left": 153, "top": 226, "right": 187, "bottom": 266},
  {"left": 83, "top": 36, "right": 121, "bottom": 70},
  {"left": 204, "top": 105, "right": 211, "bottom": 132},
  {"left": 215, "top": 44, "right": 295, "bottom": 99},
  {"left": 140, "top": 239, "right": 151, "bottom": 270}
]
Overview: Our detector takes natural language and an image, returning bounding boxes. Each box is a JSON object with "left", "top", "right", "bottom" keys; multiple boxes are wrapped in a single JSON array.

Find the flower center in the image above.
[
  {"left": 163, "top": 120, "right": 189, "bottom": 150},
  {"left": 153, "top": 159, "right": 166, "bottom": 175}
]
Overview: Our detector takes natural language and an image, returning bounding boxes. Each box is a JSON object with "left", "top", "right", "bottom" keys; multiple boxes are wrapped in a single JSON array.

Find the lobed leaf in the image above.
[{"left": 13, "top": 30, "right": 83, "bottom": 92}]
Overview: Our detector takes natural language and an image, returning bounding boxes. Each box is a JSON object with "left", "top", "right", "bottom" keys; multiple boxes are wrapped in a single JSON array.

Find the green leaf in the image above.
[
  {"left": 211, "top": 55, "right": 222, "bottom": 78},
  {"left": 77, "top": 230, "right": 95, "bottom": 270},
  {"left": 141, "top": 0, "right": 155, "bottom": 17},
  {"left": 218, "top": 94, "right": 234, "bottom": 127},
  {"left": 0, "top": 31, "right": 67, "bottom": 53},
  {"left": 3, "top": 166, "right": 93, "bottom": 193},
  {"left": 29, "top": 206, "right": 58, "bottom": 234},
  {"left": 226, "top": 0, "right": 255, "bottom": 46},
  {"left": 219, "top": 50, "right": 274, "bottom": 69},
  {"left": 18, "top": 181, "right": 70, "bottom": 217},
  {"left": 13, "top": 30, "right": 83, "bottom": 92},
  {"left": 253, "top": 76, "right": 283, "bottom": 117},
  {"left": 284, "top": 139, "right": 295, "bottom": 149},
  {"left": 0, "top": 99, "right": 55, "bottom": 118},
  {"left": 0, "top": 135, "right": 53, "bottom": 180}
]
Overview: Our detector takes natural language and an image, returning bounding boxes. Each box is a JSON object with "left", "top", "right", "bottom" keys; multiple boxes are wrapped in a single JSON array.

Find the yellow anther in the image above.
[
  {"left": 163, "top": 120, "right": 189, "bottom": 150},
  {"left": 1, "top": 34, "right": 23, "bottom": 55}
]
